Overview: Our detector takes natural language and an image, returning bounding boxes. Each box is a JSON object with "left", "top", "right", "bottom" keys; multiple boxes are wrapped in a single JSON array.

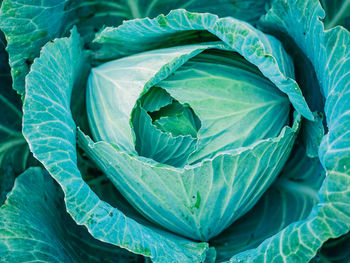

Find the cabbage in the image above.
[{"left": 0, "top": 0, "right": 349, "bottom": 262}]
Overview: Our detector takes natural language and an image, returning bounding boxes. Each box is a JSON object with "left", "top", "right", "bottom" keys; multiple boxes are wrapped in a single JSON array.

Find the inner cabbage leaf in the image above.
[
  {"left": 157, "top": 50, "right": 290, "bottom": 163},
  {"left": 126, "top": 48, "right": 291, "bottom": 167}
]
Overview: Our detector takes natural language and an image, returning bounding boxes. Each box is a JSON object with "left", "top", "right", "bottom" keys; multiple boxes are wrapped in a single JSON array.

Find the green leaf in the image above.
[
  {"left": 280, "top": 142, "right": 325, "bottom": 189},
  {"left": 77, "top": 113, "right": 300, "bottom": 241},
  {"left": 95, "top": 9, "right": 314, "bottom": 121},
  {"left": 158, "top": 50, "right": 290, "bottom": 163},
  {"left": 141, "top": 86, "right": 173, "bottom": 112},
  {"left": 0, "top": 0, "right": 67, "bottom": 93},
  {"left": 318, "top": 231, "right": 350, "bottom": 263},
  {"left": 153, "top": 107, "right": 199, "bottom": 138},
  {"left": 320, "top": 0, "right": 350, "bottom": 30},
  {"left": 22, "top": 28, "right": 209, "bottom": 263},
  {"left": 133, "top": 89, "right": 200, "bottom": 167},
  {"left": 132, "top": 104, "right": 197, "bottom": 167},
  {"left": 212, "top": 143, "right": 325, "bottom": 261},
  {"left": 226, "top": 0, "right": 350, "bottom": 261},
  {"left": 301, "top": 112, "right": 325, "bottom": 158},
  {"left": 86, "top": 42, "right": 224, "bottom": 153},
  {"left": 0, "top": 0, "right": 268, "bottom": 93},
  {"left": 0, "top": 30, "right": 30, "bottom": 205},
  {"left": 0, "top": 167, "right": 144, "bottom": 262},
  {"left": 213, "top": 178, "right": 319, "bottom": 262}
]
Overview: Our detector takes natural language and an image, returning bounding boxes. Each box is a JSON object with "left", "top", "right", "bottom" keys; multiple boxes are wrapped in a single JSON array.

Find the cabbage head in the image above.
[{"left": 0, "top": 0, "right": 350, "bottom": 262}]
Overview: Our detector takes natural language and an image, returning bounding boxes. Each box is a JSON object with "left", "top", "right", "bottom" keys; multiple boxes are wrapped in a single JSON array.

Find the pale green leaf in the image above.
[
  {"left": 158, "top": 50, "right": 290, "bottom": 163},
  {"left": 301, "top": 112, "right": 325, "bottom": 158},
  {"left": 132, "top": 104, "right": 197, "bottom": 167},
  {"left": 86, "top": 42, "right": 224, "bottom": 153},
  {"left": 95, "top": 9, "right": 313, "bottom": 120},
  {"left": 77, "top": 114, "right": 300, "bottom": 241},
  {"left": 141, "top": 86, "right": 173, "bottom": 112}
]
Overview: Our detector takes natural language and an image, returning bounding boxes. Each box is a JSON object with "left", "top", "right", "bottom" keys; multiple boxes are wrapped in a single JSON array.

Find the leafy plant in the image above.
[{"left": 0, "top": 0, "right": 349, "bottom": 262}]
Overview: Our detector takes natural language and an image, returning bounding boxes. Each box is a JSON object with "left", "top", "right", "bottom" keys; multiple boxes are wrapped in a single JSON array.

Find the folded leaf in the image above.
[
  {"left": 77, "top": 113, "right": 300, "bottom": 241},
  {"left": 212, "top": 142, "right": 325, "bottom": 261},
  {"left": 94, "top": 9, "right": 314, "bottom": 120},
  {"left": 132, "top": 103, "right": 198, "bottom": 167}
]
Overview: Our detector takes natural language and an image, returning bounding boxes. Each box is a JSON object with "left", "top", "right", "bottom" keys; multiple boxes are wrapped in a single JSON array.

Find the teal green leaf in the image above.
[
  {"left": 133, "top": 0, "right": 268, "bottom": 25},
  {"left": 258, "top": 8, "right": 325, "bottom": 116},
  {"left": 77, "top": 113, "right": 300, "bottom": 241},
  {"left": 141, "top": 86, "right": 173, "bottom": 112},
  {"left": 213, "top": 178, "right": 319, "bottom": 262},
  {"left": 320, "top": 0, "right": 350, "bottom": 30},
  {"left": 95, "top": 9, "right": 313, "bottom": 120},
  {"left": 0, "top": 167, "right": 144, "bottom": 262},
  {"left": 301, "top": 112, "right": 325, "bottom": 158},
  {"left": 205, "top": 247, "right": 217, "bottom": 263},
  {"left": 226, "top": 0, "right": 350, "bottom": 261},
  {"left": 261, "top": 0, "right": 350, "bottom": 209},
  {"left": 132, "top": 103, "right": 197, "bottom": 167},
  {"left": 293, "top": 45, "right": 325, "bottom": 113},
  {"left": 212, "top": 143, "right": 325, "bottom": 261},
  {"left": 0, "top": 0, "right": 268, "bottom": 93},
  {"left": 0, "top": 0, "right": 67, "bottom": 93},
  {"left": 153, "top": 110, "right": 198, "bottom": 138},
  {"left": 318, "top": 231, "right": 350, "bottom": 263},
  {"left": 319, "top": 27, "right": 350, "bottom": 172},
  {"left": 0, "top": 30, "right": 30, "bottom": 205},
  {"left": 86, "top": 42, "right": 224, "bottom": 153},
  {"left": 280, "top": 143, "right": 325, "bottom": 189},
  {"left": 22, "top": 28, "right": 209, "bottom": 263}
]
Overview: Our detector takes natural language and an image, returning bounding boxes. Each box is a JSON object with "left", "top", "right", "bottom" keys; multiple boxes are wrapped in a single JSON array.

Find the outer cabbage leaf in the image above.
[
  {"left": 0, "top": 167, "right": 144, "bottom": 262},
  {"left": 0, "top": 0, "right": 67, "bottom": 94},
  {"left": 78, "top": 112, "right": 299, "bottom": 241},
  {"left": 0, "top": 0, "right": 268, "bottom": 93},
  {"left": 211, "top": 142, "right": 325, "bottom": 261},
  {"left": 320, "top": 0, "right": 350, "bottom": 30},
  {"left": 224, "top": 1, "right": 350, "bottom": 262},
  {"left": 94, "top": 9, "right": 313, "bottom": 121},
  {"left": 22, "top": 28, "right": 210, "bottom": 263},
  {"left": 318, "top": 231, "right": 350, "bottom": 262},
  {"left": 0, "top": 30, "right": 32, "bottom": 205}
]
